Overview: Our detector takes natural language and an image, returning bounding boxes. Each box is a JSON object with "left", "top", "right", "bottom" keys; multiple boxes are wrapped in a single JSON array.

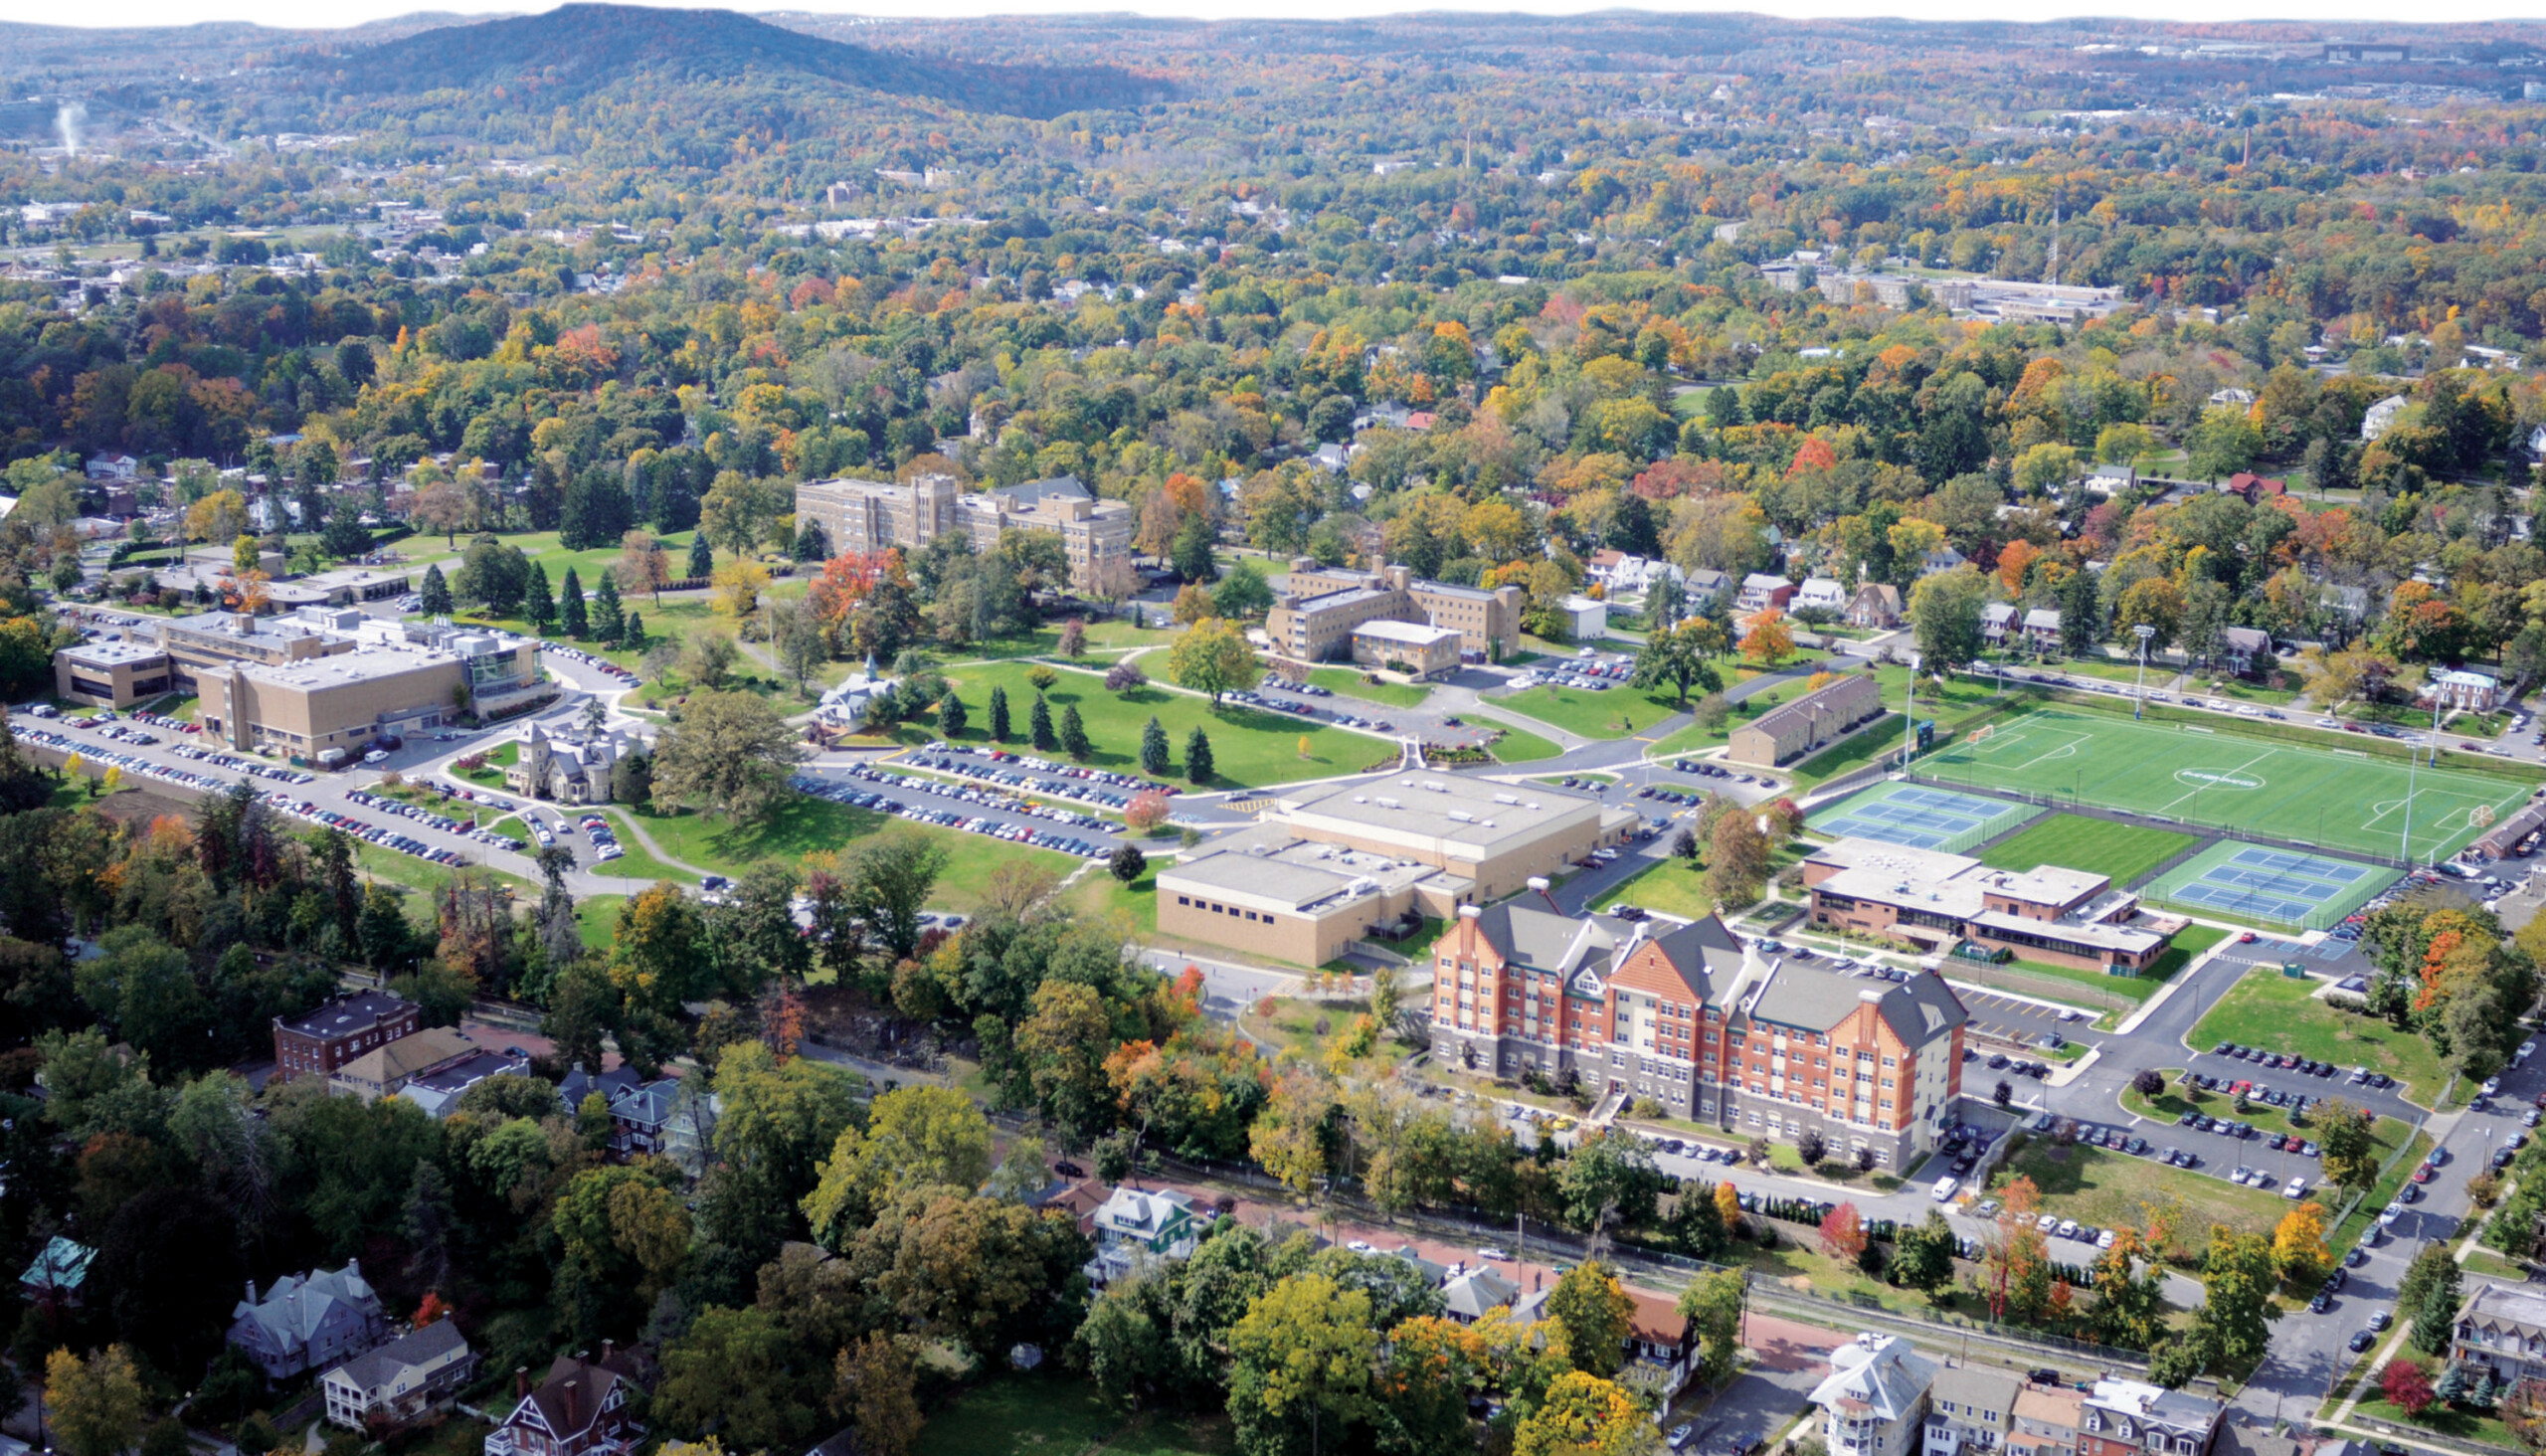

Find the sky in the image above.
[{"left": 0, "top": 0, "right": 2534, "bottom": 34}]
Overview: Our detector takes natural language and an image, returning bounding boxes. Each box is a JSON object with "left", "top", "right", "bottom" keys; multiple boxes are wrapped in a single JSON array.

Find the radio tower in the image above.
[{"left": 2046, "top": 204, "right": 2061, "bottom": 285}]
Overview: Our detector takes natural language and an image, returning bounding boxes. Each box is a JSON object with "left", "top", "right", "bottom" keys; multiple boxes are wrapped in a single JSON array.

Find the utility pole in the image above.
[
  {"left": 2133, "top": 625, "right": 2156, "bottom": 721},
  {"left": 1902, "top": 651, "right": 1920, "bottom": 768}
]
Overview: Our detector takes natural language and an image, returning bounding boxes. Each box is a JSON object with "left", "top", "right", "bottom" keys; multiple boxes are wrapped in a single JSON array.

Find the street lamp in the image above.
[{"left": 2132, "top": 625, "right": 2156, "bottom": 721}]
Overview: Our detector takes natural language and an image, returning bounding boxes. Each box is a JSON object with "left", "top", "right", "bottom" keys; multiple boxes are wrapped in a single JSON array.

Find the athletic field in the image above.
[{"left": 1913, "top": 707, "right": 2534, "bottom": 862}]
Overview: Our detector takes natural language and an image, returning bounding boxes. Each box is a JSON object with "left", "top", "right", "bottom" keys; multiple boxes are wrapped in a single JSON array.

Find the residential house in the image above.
[
  {"left": 2086, "top": 463, "right": 2136, "bottom": 496},
  {"left": 1735, "top": 574, "right": 1796, "bottom": 615},
  {"left": 1084, "top": 1187, "right": 1202, "bottom": 1286},
  {"left": 2077, "top": 1379, "right": 2224, "bottom": 1456},
  {"left": 18, "top": 1236, "right": 93, "bottom": 1311},
  {"left": 1027, "top": 1178, "right": 1112, "bottom": 1235},
  {"left": 1924, "top": 1363, "right": 2023, "bottom": 1456},
  {"left": 2451, "top": 1279, "right": 2546, "bottom": 1389},
  {"left": 323, "top": 1320, "right": 475, "bottom": 1431},
  {"left": 1624, "top": 1287, "right": 1699, "bottom": 1401},
  {"left": 1919, "top": 545, "right": 1968, "bottom": 577},
  {"left": 398, "top": 1047, "right": 535, "bottom": 1119},
  {"left": 2223, "top": 473, "right": 2287, "bottom": 503},
  {"left": 555, "top": 1063, "right": 644, "bottom": 1116},
  {"left": 2220, "top": 628, "right": 2273, "bottom": 676},
  {"left": 2424, "top": 669, "right": 2502, "bottom": 713},
  {"left": 1441, "top": 1267, "right": 1521, "bottom": 1323},
  {"left": 1684, "top": 569, "right": 1733, "bottom": 610},
  {"left": 2209, "top": 388, "right": 2256, "bottom": 407},
  {"left": 1809, "top": 1333, "right": 1937, "bottom": 1456},
  {"left": 484, "top": 1349, "right": 647, "bottom": 1456},
  {"left": 1980, "top": 603, "right": 2017, "bottom": 645},
  {"left": 2007, "top": 1383, "right": 2085, "bottom": 1456},
  {"left": 1847, "top": 583, "right": 1903, "bottom": 630},
  {"left": 2362, "top": 396, "right": 2411, "bottom": 442},
  {"left": 2525, "top": 424, "right": 2546, "bottom": 465},
  {"left": 1795, "top": 578, "right": 1849, "bottom": 617},
  {"left": 2019, "top": 609, "right": 2063, "bottom": 652},
  {"left": 229, "top": 1261, "right": 391, "bottom": 1380}
]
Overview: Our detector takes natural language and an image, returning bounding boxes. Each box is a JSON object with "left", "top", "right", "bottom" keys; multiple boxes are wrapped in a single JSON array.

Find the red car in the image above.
[
  {"left": 2238, "top": 931, "right": 2258, "bottom": 944},
  {"left": 2413, "top": 1165, "right": 2437, "bottom": 1183}
]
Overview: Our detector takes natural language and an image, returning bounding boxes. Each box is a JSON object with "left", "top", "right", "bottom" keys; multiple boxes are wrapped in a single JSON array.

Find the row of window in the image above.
[{"left": 1175, "top": 895, "right": 1282, "bottom": 925}]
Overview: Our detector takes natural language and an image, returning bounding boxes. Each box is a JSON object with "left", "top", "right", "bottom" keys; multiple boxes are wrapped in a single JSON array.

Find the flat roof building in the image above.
[
  {"left": 1155, "top": 774, "right": 1639, "bottom": 964},
  {"left": 1350, "top": 619, "right": 1462, "bottom": 680},
  {"left": 200, "top": 637, "right": 543, "bottom": 763},
  {"left": 54, "top": 638, "right": 174, "bottom": 707},
  {"left": 1270, "top": 560, "right": 1525, "bottom": 663},
  {"left": 157, "top": 610, "right": 352, "bottom": 691},
  {"left": 1802, "top": 837, "right": 2173, "bottom": 973},
  {"left": 274, "top": 991, "right": 422, "bottom": 1083}
]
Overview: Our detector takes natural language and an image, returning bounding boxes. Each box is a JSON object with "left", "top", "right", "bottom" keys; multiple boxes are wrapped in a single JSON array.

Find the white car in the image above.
[
  {"left": 2284, "top": 1178, "right": 2309, "bottom": 1199},
  {"left": 1477, "top": 1246, "right": 1511, "bottom": 1262},
  {"left": 1932, "top": 1176, "right": 1959, "bottom": 1201},
  {"left": 1346, "top": 1240, "right": 1373, "bottom": 1254},
  {"left": 2522, "top": 1041, "right": 2538, "bottom": 1062}
]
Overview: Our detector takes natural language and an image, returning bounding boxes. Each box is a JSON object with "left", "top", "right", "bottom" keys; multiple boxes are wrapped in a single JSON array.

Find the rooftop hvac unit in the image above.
[
  {"left": 1447, "top": 811, "right": 1475, "bottom": 822},
  {"left": 1525, "top": 803, "right": 1542, "bottom": 811},
  {"left": 1422, "top": 780, "right": 1448, "bottom": 793},
  {"left": 1346, "top": 877, "right": 1378, "bottom": 897},
  {"left": 1494, "top": 794, "right": 1522, "bottom": 806},
  {"left": 1375, "top": 797, "right": 1402, "bottom": 809},
  {"left": 1354, "top": 796, "right": 1368, "bottom": 803}
]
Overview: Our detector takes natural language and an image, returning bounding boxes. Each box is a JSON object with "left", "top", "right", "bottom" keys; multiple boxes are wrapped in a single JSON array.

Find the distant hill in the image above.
[{"left": 311, "top": 4, "right": 1166, "bottom": 117}]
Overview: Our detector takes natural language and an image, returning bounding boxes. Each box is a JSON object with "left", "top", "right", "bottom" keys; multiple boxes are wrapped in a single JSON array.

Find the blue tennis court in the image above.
[
  {"left": 2146, "top": 842, "right": 2396, "bottom": 930},
  {"left": 1810, "top": 781, "right": 2039, "bottom": 852}
]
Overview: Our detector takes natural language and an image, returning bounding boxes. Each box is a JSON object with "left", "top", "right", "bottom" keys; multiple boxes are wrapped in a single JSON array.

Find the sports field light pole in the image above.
[
  {"left": 2132, "top": 625, "right": 2156, "bottom": 721},
  {"left": 1901, "top": 651, "right": 1921, "bottom": 769}
]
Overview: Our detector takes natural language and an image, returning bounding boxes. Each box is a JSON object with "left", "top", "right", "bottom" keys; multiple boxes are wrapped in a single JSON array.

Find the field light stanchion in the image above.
[{"left": 2132, "top": 625, "right": 2156, "bottom": 721}]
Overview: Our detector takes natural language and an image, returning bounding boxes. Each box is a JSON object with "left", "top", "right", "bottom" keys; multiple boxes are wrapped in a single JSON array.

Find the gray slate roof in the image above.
[{"left": 328, "top": 1317, "right": 466, "bottom": 1392}]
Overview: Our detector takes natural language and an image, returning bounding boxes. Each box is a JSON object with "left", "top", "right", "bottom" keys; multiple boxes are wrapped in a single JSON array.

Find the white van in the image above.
[{"left": 1931, "top": 1175, "right": 1959, "bottom": 1202}]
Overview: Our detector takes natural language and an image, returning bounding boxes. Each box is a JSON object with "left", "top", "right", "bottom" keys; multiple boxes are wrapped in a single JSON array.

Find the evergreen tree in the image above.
[
  {"left": 419, "top": 563, "right": 453, "bottom": 617},
  {"left": 1059, "top": 703, "right": 1091, "bottom": 761},
  {"left": 522, "top": 562, "right": 555, "bottom": 635},
  {"left": 940, "top": 691, "right": 968, "bottom": 738},
  {"left": 1184, "top": 727, "right": 1214, "bottom": 785},
  {"left": 592, "top": 574, "right": 626, "bottom": 646},
  {"left": 1140, "top": 715, "right": 1171, "bottom": 776},
  {"left": 1029, "top": 692, "right": 1056, "bottom": 752},
  {"left": 559, "top": 567, "right": 589, "bottom": 638},
  {"left": 688, "top": 534, "right": 714, "bottom": 581},
  {"left": 621, "top": 610, "right": 643, "bottom": 649},
  {"left": 2413, "top": 1260, "right": 2464, "bottom": 1356},
  {"left": 989, "top": 685, "right": 1011, "bottom": 741}
]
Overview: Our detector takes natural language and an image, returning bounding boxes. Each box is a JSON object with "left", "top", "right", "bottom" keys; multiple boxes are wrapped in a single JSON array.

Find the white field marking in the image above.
[{"left": 2153, "top": 746, "right": 2277, "bottom": 818}]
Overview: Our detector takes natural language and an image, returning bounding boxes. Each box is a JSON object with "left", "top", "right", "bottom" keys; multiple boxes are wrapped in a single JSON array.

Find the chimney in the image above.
[
  {"left": 246, "top": 1279, "right": 258, "bottom": 1306},
  {"left": 601, "top": 1340, "right": 615, "bottom": 1366},
  {"left": 515, "top": 1366, "right": 530, "bottom": 1399},
  {"left": 562, "top": 1380, "right": 580, "bottom": 1431}
]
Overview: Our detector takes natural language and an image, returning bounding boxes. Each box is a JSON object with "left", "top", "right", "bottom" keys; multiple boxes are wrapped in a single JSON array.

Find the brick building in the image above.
[
  {"left": 2077, "top": 1380, "right": 2223, "bottom": 1456},
  {"left": 273, "top": 991, "right": 421, "bottom": 1083},
  {"left": 1802, "top": 838, "right": 2174, "bottom": 974},
  {"left": 1427, "top": 901, "right": 1968, "bottom": 1169},
  {"left": 1726, "top": 672, "right": 1887, "bottom": 767},
  {"left": 1269, "top": 560, "right": 1525, "bottom": 661}
]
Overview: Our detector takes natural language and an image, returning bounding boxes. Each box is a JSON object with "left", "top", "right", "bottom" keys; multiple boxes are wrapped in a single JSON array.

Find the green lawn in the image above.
[
  {"left": 2350, "top": 1393, "right": 2517, "bottom": 1450},
  {"left": 1594, "top": 858, "right": 1716, "bottom": 920},
  {"left": 1916, "top": 703, "right": 2536, "bottom": 861},
  {"left": 577, "top": 894, "right": 628, "bottom": 951},
  {"left": 913, "top": 1373, "right": 1235, "bottom": 1456},
  {"left": 630, "top": 799, "right": 1078, "bottom": 913},
  {"left": 583, "top": 810, "right": 702, "bottom": 886},
  {"left": 1486, "top": 678, "right": 1682, "bottom": 739},
  {"left": 913, "top": 659, "right": 1381, "bottom": 791},
  {"left": 1306, "top": 666, "right": 1433, "bottom": 708},
  {"left": 1476, "top": 718, "right": 1562, "bottom": 763},
  {"left": 1991, "top": 1134, "right": 2295, "bottom": 1246},
  {"left": 399, "top": 526, "right": 703, "bottom": 598},
  {"left": 2190, "top": 964, "right": 2448, "bottom": 1105},
  {"left": 1978, "top": 814, "right": 2196, "bottom": 886}
]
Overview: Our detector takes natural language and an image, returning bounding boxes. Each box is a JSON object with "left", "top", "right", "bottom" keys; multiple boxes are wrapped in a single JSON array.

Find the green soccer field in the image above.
[{"left": 1915, "top": 707, "right": 2536, "bottom": 862}]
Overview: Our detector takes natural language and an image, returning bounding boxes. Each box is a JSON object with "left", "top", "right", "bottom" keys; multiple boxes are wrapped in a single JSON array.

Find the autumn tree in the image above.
[
  {"left": 2382, "top": 1359, "right": 2437, "bottom": 1416},
  {"left": 1544, "top": 1261, "right": 1635, "bottom": 1377},
  {"left": 1739, "top": 607, "right": 1794, "bottom": 665},
  {"left": 1677, "top": 1269, "right": 1745, "bottom": 1390},
  {"left": 1819, "top": 1201, "right": 1869, "bottom": 1264},
  {"left": 1513, "top": 1371, "right": 1646, "bottom": 1456},
  {"left": 2271, "top": 1201, "right": 2332, "bottom": 1286},
  {"left": 1167, "top": 618, "right": 1263, "bottom": 703},
  {"left": 47, "top": 1346, "right": 145, "bottom": 1456},
  {"left": 834, "top": 1335, "right": 923, "bottom": 1456},
  {"left": 652, "top": 690, "right": 805, "bottom": 821},
  {"left": 1226, "top": 1274, "right": 1377, "bottom": 1456}
]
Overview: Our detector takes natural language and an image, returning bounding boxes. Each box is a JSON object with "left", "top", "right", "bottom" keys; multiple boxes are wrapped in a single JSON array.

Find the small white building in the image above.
[
  {"left": 1795, "top": 577, "right": 1848, "bottom": 615},
  {"left": 2362, "top": 395, "right": 2411, "bottom": 442},
  {"left": 1555, "top": 595, "right": 1608, "bottom": 641}
]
